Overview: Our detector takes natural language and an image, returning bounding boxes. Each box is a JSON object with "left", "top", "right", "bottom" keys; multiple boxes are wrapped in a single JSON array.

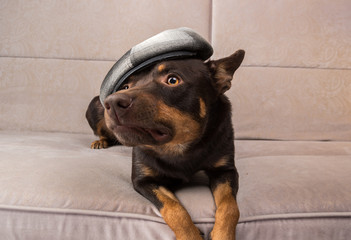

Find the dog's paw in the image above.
[
  {"left": 91, "top": 139, "right": 110, "bottom": 149},
  {"left": 209, "top": 231, "right": 235, "bottom": 240}
]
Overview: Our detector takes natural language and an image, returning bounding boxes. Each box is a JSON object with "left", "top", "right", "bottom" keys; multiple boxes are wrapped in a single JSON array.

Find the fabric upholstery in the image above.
[
  {"left": 211, "top": 0, "right": 351, "bottom": 141},
  {"left": 0, "top": 0, "right": 211, "bottom": 60},
  {"left": 0, "top": 57, "right": 110, "bottom": 133},
  {"left": 228, "top": 67, "right": 351, "bottom": 141},
  {"left": 1, "top": 1, "right": 351, "bottom": 239},
  {"left": 1, "top": 131, "right": 350, "bottom": 239},
  {"left": 1, "top": 58, "right": 350, "bottom": 141},
  {"left": 212, "top": 0, "right": 351, "bottom": 68},
  {"left": 1, "top": 0, "right": 350, "bottom": 141}
]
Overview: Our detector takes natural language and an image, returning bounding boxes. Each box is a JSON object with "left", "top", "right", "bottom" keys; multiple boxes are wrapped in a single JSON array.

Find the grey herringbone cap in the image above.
[{"left": 99, "top": 27, "right": 213, "bottom": 104}]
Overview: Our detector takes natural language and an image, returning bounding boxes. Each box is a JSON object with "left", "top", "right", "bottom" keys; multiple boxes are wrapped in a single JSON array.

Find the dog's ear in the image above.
[{"left": 206, "top": 50, "right": 245, "bottom": 95}]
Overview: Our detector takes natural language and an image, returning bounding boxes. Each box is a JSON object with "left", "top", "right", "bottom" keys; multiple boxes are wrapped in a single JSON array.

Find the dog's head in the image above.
[{"left": 104, "top": 50, "right": 245, "bottom": 155}]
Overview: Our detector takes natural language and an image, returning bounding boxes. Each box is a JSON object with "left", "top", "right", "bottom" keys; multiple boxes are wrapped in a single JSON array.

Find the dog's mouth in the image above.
[
  {"left": 104, "top": 95, "right": 174, "bottom": 146},
  {"left": 115, "top": 124, "right": 172, "bottom": 145},
  {"left": 109, "top": 111, "right": 172, "bottom": 144},
  {"left": 144, "top": 127, "right": 172, "bottom": 143}
]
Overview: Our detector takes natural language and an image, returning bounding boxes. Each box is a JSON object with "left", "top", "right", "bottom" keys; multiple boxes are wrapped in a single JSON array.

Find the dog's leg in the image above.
[
  {"left": 86, "top": 96, "right": 119, "bottom": 149},
  {"left": 135, "top": 183, "right": 203, "bottom": 240},
  {"left": 132, "top": 166, "right": 203, "bottom": 240},
  {"left": 207, "top": 169, "right": 239, "bottom": 240}
]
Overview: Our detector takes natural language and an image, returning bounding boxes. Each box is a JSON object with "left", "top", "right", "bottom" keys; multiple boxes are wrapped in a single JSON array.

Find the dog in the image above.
[{"left": 86, "top": 49, "right": 245, "bottom": 240}]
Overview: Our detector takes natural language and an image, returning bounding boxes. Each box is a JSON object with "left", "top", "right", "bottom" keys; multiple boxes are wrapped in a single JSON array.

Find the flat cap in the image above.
[{"left": 99, "top": 27, "right": 213, "bottom": 104}]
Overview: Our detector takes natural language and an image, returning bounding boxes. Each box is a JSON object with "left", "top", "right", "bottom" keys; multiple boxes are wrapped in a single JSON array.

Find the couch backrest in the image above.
[
  {"left": 1, "top": 0, "right": 350, "bottom": 141},
  {"left": 227, "top": 68, "right": 351, "bottom": 141},
  {"left": 0, "top": 0, "right": 211, "bottom": 134},
  {"left": 213, "top": 0, "right": 351, "bottom": 141}
]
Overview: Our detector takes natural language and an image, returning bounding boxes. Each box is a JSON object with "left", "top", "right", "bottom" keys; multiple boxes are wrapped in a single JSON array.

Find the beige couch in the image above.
[{"left": 1, "top": 1, "right": 350, "bottom": 239}]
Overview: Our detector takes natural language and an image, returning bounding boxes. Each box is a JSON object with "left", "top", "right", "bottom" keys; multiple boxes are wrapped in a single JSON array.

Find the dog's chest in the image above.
[{"left": 134, "top": 146, "right": 209, "bottom": 181}]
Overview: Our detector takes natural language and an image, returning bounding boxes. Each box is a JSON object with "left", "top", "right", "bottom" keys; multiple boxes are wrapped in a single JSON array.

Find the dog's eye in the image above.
[
  {"left": 121, "top": 85, "right": 129, "bottom": 90},
  {"left": 167, "top": 76, "right": 179, "bottom": 85}
]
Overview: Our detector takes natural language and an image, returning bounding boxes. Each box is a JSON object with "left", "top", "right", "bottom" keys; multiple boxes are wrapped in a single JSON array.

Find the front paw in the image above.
[
  {"left": 209, "top": 230, "right": 235, "bottom": 240},
  {"left": 91, "top": 139, "right": 110, "bottom": 149}
]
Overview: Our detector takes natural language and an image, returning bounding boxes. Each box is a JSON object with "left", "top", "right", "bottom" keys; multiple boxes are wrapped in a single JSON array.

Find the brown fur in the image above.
[
  {"left": 151, "top": 100, "right": 202, "bottom": 156},
  {"left": 211, "top": 182, "right": 240, "bottom": 240},
  {"left": 199, "top": 98, "right": 207, "bottom": 119},
  {"left": 154, "top": 187, "right": 203, "bottom": 240},
  {"left": 213, "top": 155, "right": 231, "bottom": 168}
]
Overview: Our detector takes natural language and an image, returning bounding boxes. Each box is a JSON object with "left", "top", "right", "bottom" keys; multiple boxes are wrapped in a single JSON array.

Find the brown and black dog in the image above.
[{"left": 86, "top": 49, "right": 245, "bottom": 240}]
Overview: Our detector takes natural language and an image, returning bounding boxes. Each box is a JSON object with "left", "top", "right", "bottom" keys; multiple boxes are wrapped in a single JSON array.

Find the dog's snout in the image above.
[
  {"left": 104, "top": 93, "right": 133, "bottom": 112},
  {"left": 116, "top": 94, "right": 133, "bottom": 109}
]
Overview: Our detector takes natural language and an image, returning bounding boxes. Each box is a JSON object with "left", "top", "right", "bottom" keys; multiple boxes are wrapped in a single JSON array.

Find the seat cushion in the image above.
[
  {"left": 235, "top": 140, "right": 351, "bottom": 240},
  {"left": 0, "top": 131, "right": 350, "bottom": 239},
  {"left": 0, "top": 131, "right": 215, "bottom": 240}
]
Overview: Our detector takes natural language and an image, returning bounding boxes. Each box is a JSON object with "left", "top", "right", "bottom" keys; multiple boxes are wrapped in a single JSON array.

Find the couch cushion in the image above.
[
  {"left": 228, "top": 67, "right": 351, "bottom": 142},
  {"left": 0, "top": 131, "right": 215, "bottom": 240},
  {"left": 236, "top": 155, "right": 351, "bottom": 239},
  {"left": 235, "top": 140, "right": 351, "bottom": 239},
  {"left": 0, "top": 131, "right": 350, "bottom": 239}
]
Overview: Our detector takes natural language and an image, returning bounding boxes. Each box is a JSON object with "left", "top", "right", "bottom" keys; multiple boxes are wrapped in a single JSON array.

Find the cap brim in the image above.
[{"left": 100, "top": 27, "right": 213, "bottom": 105}]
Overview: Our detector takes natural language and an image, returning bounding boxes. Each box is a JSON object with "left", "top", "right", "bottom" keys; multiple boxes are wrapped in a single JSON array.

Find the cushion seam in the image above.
[
  {"left": 239, "top": 212, "right": 351, "bottom": 223},
  {"left": 0, "top": 204, "right": 215, "bottom": 224}
]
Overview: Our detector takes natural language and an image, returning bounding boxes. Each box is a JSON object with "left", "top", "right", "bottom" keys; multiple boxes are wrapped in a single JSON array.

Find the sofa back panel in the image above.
[
  {"left": 212, "top": 0, "right": 351, "bottom": 141},
  {"left": 0, "top": 0, "right": 211, "bottom": 61},
  {"left": 0, "top": 0, "right": 212, "bottom": 133},
  {"left": 0, "top": 57, "right": 111, "bottom": 134},
  {"left": 212, "top": 0, "right": 351, "bottom": 69},
  {"left": 228, "top": 67, "right": 351, "bottom": 141}
]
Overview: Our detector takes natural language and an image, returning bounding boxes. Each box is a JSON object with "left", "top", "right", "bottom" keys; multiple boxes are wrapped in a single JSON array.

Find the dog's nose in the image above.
[{"left": 104, "top": 93, "right": 133, "bottom": 113}]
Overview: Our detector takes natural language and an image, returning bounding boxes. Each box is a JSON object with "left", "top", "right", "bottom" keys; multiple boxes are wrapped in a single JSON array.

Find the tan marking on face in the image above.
[
  {"left": 199, "top": 98, "right": 206, "bottom": 118},
  {"left": 157, "top": 64, "right": 166, "bottom": 73},
  {"left": 153, "top": 100, "right": 202, "bottom": 156},
  {"left": 211, "top": 182, "right": 239, "bottom": 240},
  {"left": 213, "top": 156, "right": 230, "bottom": 168},
  {"left": 153, "top": 187, "right": 202, "bottom": 240}
]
